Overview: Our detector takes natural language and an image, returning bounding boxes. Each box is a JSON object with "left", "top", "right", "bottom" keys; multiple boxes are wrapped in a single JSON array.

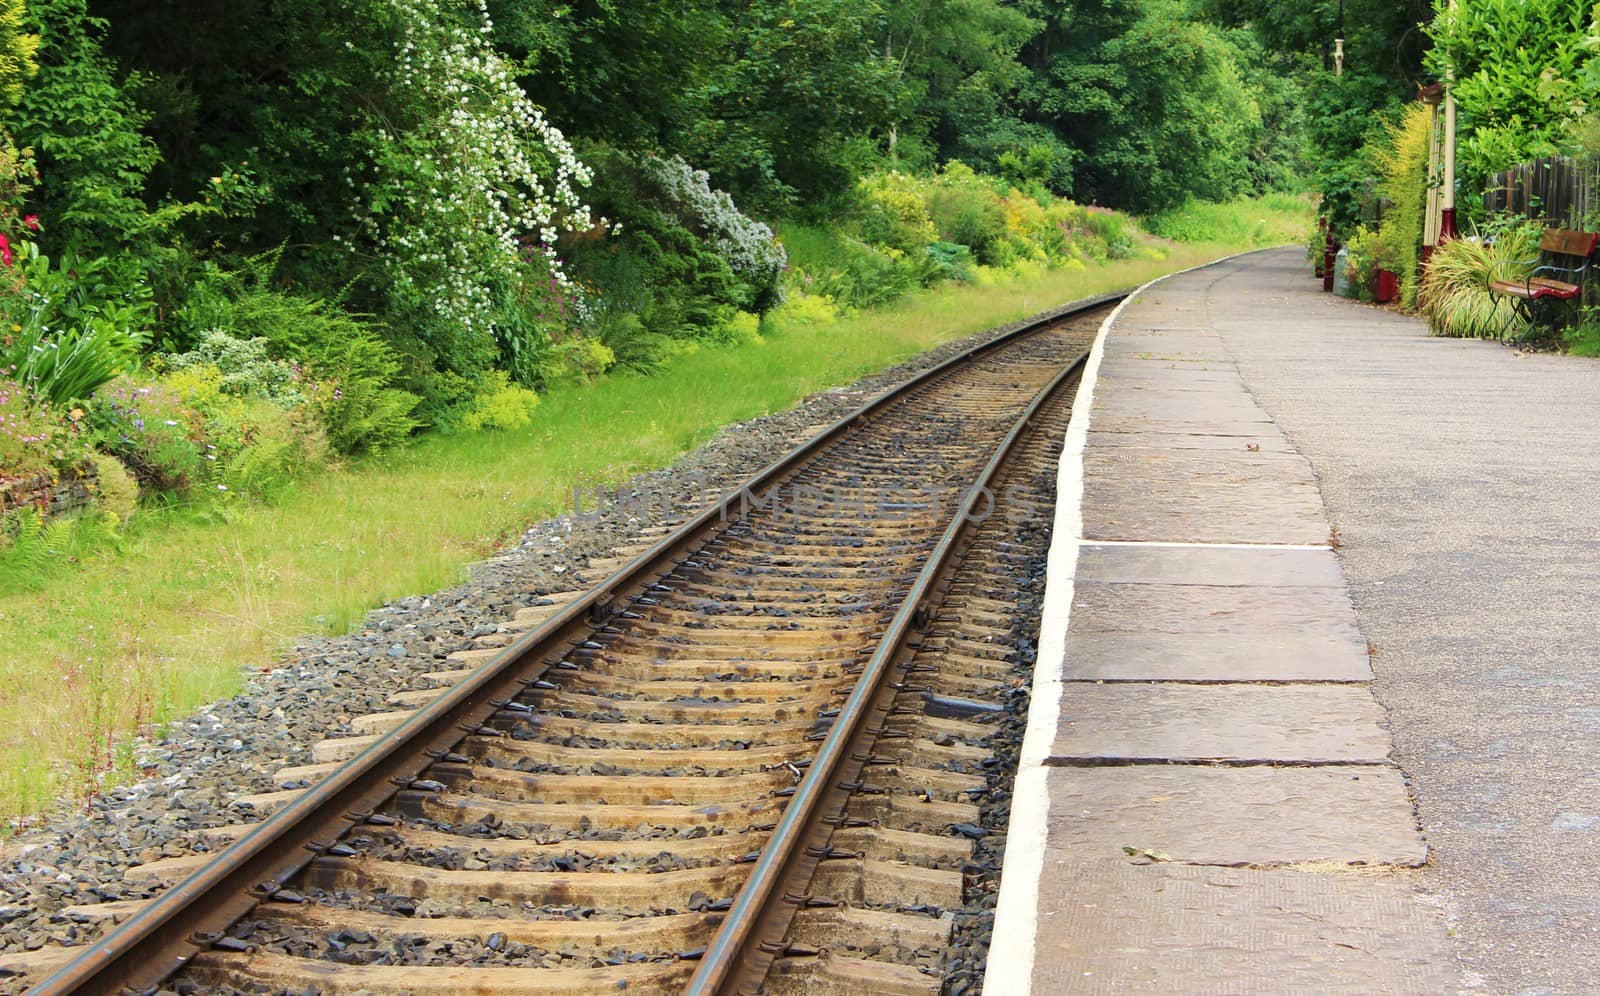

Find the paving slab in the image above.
[
  {"left": 1045, "top": 765, "right": 1427, "bottom": 867},
  {"left": 1030, "top": 860, "right": 1454, "bottom": 995},
  {"left": 1069, "top": 582, "right": 1362, "bottom": 638},
  {"left": 1075, "top": 544, "right": 1342, "bottom": 587},
  {"left": 1082, "top": 486, "right": 1329, "bottom": 544},
  {"left": 1086, "top": 413, "right": 1296, "bottom": 440},
  {"left": 1085, "top": 428, "right": 1299, "bottom": 455},
  {"left": 1064, "top": 631, "right": 1374, "bottom": 683},
  {"left": 1051, "top": 683, "right": 1395, "bottom": 764}
]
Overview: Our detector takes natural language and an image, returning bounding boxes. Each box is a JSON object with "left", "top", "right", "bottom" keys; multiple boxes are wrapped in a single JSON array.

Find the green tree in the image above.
[
  {"left": 1426, "top": 0, "right": 1598, "bottom": 181},
  {"left": 12, "top": 0, "right": 157, "bottom": 255},
  {"left": 1018, "top": 0, "right": 1263, "bottom": 212}
]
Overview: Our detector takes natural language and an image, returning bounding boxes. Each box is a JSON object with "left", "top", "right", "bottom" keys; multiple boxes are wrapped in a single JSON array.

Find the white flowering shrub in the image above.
[
  {"left": 346, "top": 0, "right": 596, "bottom": 384},
  {"left": 637, "top": 154, "right": 787, "bottom": 312}
]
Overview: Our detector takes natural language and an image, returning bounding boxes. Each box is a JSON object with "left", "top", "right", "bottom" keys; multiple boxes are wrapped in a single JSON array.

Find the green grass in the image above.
[
  {"left": 0, "top": 196, "right": 1309, "bottom": 824},
  {"left": 1145, "top": 192, "right": 1315, "bottom": 246}
]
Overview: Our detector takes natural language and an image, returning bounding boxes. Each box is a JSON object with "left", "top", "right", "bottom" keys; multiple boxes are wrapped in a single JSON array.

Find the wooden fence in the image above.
[{"left": 1484, "top": 157, "right": 1600, "bottom": 229}]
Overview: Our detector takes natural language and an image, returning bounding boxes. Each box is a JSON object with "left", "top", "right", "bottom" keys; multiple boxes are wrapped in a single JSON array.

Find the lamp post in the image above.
[
  {"left": 1441, "top": 0, "right": 1459, "bottom": 238},
  {"left": 1334, "top": 0, "right": 1344, "bottom": 77},
  {"left": 1322, "top": 0, "right": 1346, "bottom": 290}
]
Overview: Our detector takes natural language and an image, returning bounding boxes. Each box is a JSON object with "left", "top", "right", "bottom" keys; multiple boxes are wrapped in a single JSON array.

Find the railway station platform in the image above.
[{"left": 986, "top": 245, "right": 1600, "bottom": 993}]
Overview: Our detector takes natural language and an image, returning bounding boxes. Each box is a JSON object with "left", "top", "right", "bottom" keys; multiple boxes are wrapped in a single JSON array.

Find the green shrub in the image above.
[
  {"left": 1564, "top": 307, "right": 1600, "bottom": 356},
  {"left": 0, "top": 504, "right": 119, "bottom": 594},
  {"left": 84, "top": 375, "right": 205, "bottom": 495},
  {"left": 160, "top": 363, "right": 327, "bottom": 500},
  {"left": 173, "top": 263, "right": 420, "bottom": 455},
  {"left": 593, "top": 311, "right": 671, "bottom": 375},
  {"left": 926, "top": 164, "right": 1009, "bottom": 264},
  {"left": 1341, "top": 225, "right": 1404, "bottom": 301},
  {"left": 162, "top": 330, "right": 304, "bottom": 407},
  {"left": 711, "top": 311, "right": 763, "bottom": 347},
  {"left": 86, "top": 451, "right": 136, "bottom": 521},
  {"left": 1369, "top": 104, "right": 1432, "bottom": 309},
  {"left": 855, "top": 172, "right": 937, "bottom": 255},
  {"left": 570, "top": 144, "right": 787, "bottom": 350},
  {"left": 0, "top": 247, "right": 143, "bottom": 406},
  {"left": 459, "top": 369, "right": 540, "bottom": 432},
  {"left": 1419, "top": 223, "right": 1541, "bottom": 338},
  {"left": 925, "top": 241, "right": 975, "bottom": 282},
  {"left": 768, "top": 292, "right": 843, "bottom": 328}
]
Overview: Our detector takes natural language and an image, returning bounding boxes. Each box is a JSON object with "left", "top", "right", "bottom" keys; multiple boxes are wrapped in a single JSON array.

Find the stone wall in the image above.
[{"left": 0, "top": 465, "right": 98, "bottom": 521}]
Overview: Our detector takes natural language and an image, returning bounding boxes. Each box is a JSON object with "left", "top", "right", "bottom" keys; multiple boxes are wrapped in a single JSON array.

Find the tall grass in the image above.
[
  {"left": 0, "top": 201, "right": 1300, "bottom": 824},
  {"left": 1145, "top": 193, "right": 1314, "bottom": 246},
  {"left": 1419, "top": 226, "right": 1540, "bottom": 338}
]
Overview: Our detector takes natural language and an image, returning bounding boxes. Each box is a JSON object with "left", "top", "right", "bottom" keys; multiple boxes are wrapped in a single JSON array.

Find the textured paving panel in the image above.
[
  {"left": 1097, "top": 370, "right": 1249, "bottom": 392},
  {"left": 1092, "top": 392, "right": 1274, "bottom": 425},
  {"left": 1069, "top": 582, "right": 1361, "bottom": 638},
  {"left": 1064, "top": 631, "right": 1373, "bottom": 683},
  {"left": 1083, "top": 483, "right": 1329, "bottom": 544},
  {"left": 1030, "top": 860, "right": 1454, "bottom": 995},
  {"left": 1087, "top": 413, "right": 1292, "bottom": 440},
  {"left": 1075, "top": 545, "right": 1342, "bottom": 587},
  {"left": 1085, "top": 429, "right": 1300, "bottom": 455},
  {"left": 1045, "top": 765, "right": 1426, "bottom": 867},
  {"left": 1085, "top": 446, "right": 1315, "bottom": 487},
  {"left": 1105, "top": 334, "right": 1231, "bottom": 359},
  {"left": 1051, "top": 683, "right": 1393, "bottom": 764}
]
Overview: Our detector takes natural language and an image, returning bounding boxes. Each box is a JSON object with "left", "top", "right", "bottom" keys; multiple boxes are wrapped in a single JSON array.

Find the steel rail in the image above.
[
  {"left": 684, "top": 342, "right": 1091, "bottom": 995},
  {"left": 32, "top": 292, "right": 1120, "bottom": 996}
]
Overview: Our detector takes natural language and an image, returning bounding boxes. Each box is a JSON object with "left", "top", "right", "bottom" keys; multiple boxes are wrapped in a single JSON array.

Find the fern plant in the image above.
[{"left": 0, "top": 505, "right": 119, "bottom": 593}]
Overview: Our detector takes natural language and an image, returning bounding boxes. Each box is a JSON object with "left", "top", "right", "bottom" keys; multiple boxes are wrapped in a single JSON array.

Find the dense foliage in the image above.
[
  {"left": 1426, "top": 0, "right": 1600, "bottom": 209},
  {"left": 0, "top": 0, "right": 1343, "bottom": 523}
]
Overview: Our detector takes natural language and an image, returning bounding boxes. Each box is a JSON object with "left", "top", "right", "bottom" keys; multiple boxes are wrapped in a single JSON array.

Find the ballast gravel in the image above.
[{"left": 0, "top": 299, "right": 1103, "bottom": 991}]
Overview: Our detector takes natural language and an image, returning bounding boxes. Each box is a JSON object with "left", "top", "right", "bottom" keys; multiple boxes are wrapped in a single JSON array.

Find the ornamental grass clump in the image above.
[
  {"left": 1370, "top": 104, "right": 1433, "bottom": 308},
  {"left": 1419, "top": 222, "right": 1541, "bottom": 338}
]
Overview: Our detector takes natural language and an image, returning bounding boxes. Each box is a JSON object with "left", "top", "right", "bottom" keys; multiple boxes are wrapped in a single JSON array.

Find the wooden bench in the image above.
[{"left": 1490, "top": 227, "right": 1598, "bottom": 343}]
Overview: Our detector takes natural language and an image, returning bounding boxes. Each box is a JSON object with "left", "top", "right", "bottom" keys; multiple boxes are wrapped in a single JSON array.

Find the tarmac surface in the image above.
[
  {"left": 1213, "top": 248, "right": 1600, "bottom": 994},
  {"left": 990, "top": 247, "right": 1600, "bottom": 994}
]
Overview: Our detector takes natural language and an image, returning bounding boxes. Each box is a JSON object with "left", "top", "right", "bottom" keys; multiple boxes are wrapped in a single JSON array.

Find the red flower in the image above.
[
  {"left": 22, "top": 215, "right": 39, "bottom": 231},
  {"left": 0, "top": 234, "right": 12, "bottom": 267}
]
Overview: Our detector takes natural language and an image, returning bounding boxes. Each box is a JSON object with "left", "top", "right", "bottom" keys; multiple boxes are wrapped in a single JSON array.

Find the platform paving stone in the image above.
[
  {"left": 1044, "top": 765, "right": 1427, "bottom": 867},
  {"left": 1082, "top": 491, "right": 1330, "bottom": 545},
  {"left": 1069, "top": 583, "right": 1363, "bottom": 639},
  {"left": 1051, "top": 683, "right": 1394, "bottom": 764},
  {"left": 1085, "top": 428, "right": 1299, "bottom": 455},
  {"left": 1074, "top": 544, "right": 1344, "bottom": 587},
  {"left": 1063, "top": 631, "right": 1373, "bottom": 683},
  {"left": 1030, "top": 860, "right": 1454, "bottom": 995}
]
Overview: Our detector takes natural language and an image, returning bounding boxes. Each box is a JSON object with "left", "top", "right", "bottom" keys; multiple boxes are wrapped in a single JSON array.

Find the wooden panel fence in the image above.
[{"left": 1485, "top": 157, "right": 1600, "bottom": 229}]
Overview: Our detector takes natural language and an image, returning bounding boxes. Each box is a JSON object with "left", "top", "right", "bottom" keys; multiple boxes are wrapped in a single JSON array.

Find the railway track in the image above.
[{"left": 29, "top": 296, "right": 1113, "bottom": 996}]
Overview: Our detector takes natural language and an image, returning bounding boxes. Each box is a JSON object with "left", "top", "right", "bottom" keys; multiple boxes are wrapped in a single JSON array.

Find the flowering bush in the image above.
[
  {"left": 83, "top": 376, "right": 207, "bottom": 494},
  {"left": 0, "top": 378, "right": 85, "bottom": 481},
  {"left": 346, "top": 0, "right": 597, "bottom": 384},
  {"left": 637, "top": 154, "right": 787, "bottom": 313},
  {"left": 162, "top": 330, "right": 305, "bottom": 407}
]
